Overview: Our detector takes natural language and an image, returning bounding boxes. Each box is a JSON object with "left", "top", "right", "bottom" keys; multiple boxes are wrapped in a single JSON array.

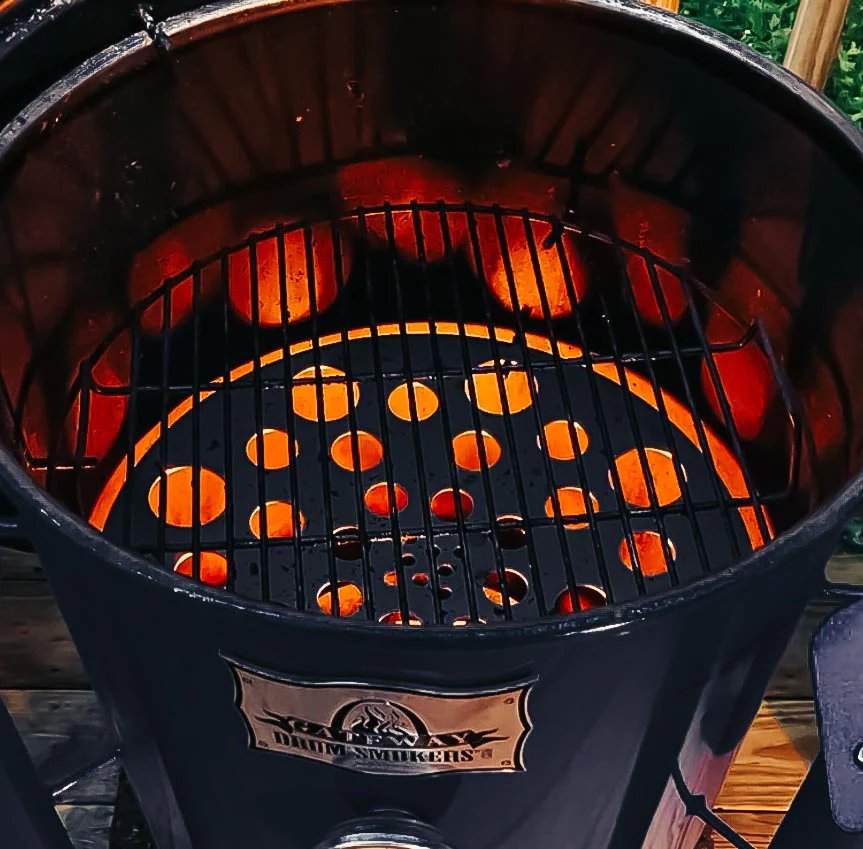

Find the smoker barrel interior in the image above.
[
  {"left": 1, "top": 0, "right": 860, "bottom": 625},
  {"left": 2, "top": 1, "right": 863, "bottom": 846}
]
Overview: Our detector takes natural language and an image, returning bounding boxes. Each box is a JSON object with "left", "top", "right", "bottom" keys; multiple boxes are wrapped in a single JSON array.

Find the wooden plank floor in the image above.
[{"left": 2, "top": 546, "right": 860, "bottom": 848}]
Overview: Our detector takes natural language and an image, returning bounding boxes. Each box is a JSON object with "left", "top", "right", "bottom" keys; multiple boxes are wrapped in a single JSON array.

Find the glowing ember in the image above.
[
  {"left": 619, "top": 531, "right": 676, "bottom": 577},
  {"left": 174, "top": 551, "right": 228, "bottom": 588},
  {"left": 228, "top": 225, "right": 349, "bottom": 327},
  {"left": 317, "top": 581, "right": 364, "bottom": 617},
  {"left": 545, "top": 487, "right": 600, "bottom": 531},
  {"left": 147, "top": 467, "right": 226, "bottom": 527}
]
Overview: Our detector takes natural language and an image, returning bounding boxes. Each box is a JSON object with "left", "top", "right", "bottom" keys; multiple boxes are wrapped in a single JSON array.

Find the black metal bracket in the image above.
[
  {"left": 813, "top": 598, "right": 863, "bottom": 832},
  {"left": 670, "top": 764, "right": 757, "bottom": 849}
]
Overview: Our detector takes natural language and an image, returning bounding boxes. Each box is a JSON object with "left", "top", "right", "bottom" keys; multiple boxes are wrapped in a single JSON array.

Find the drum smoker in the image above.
[{"left": 1, "top": 1, "right": 863, "bottom": 848}]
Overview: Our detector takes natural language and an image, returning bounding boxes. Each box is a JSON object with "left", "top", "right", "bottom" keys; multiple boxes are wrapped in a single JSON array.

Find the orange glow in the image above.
[
  {"left": 292, "top": 365, "right": 360, "bottom": 422},
  {"left": 542, "top": 420, "right": 589, "bottom": 460},
  {"left": 452, "top": 430, "right": 502, "bottom": 471},
  {"left": 174, "top": 551, "right": 228, "bottom": 588},
  {"left": 545, "top": 487, "right": 600, "bottom": 530},
  {"left": 249, "top": 500, "right": 305, "bottom": 539},
  {"left": 129, "top": 209, "right": 231, "bottom": 335},
  {"left": 0, "top": 307, "right": 49, "bottom": 462},
  {"left": 378, "top": 610, "right": 423, "bottom": 626},
  {"left": 469, "top": 360, "right": 534, "bottom": 415},
  {"left": 613, "top": 448, "right": 682, "bottom": 508},
  {"left": 147, "top": 467, "right": 226, "bottom": 527},
  {"left": 64, "top": 309, "right": 131, "bottom": 461},
  {"left": 611, "top": 175, "right": 689, "bottom": 326},
  {"left": 364, "top": 482, "right": 408, "bottom": 517},
  {"left": 362, "top": 209, "right": 474, "bottom": 267},
  {"left": 713, "top": 258, "right": 790, "bottom": 354},
  {"left": 383, "top": 570, "right": 400, "bottom": 587},
  {"left": 799, "top": 359, "right": 845, "bottom": 489},
  {"left": 131, "top": 234, "right": 193, "bottom": 335},
  {"left": 337, "top": 157, "right": 569, "bottom": 263},
  {"left": 228, "top": 224, "right": 349, "bottom": 327},
  {"left": 619, "top": 531, "right": 676, "bottom": 577},
  {"left": 138, "top": 274, "right": 222, "bottom": 337},
  {"left": 626, "top": 255, "right": 688, "bottom": 327},
  {"left": 316, "top": 581, "right": 364, "bottom": 617},
  {"left": 702, "top": 308, "right": 774, "bottom": 441},
  {"left": 480, "top": 217, "right": 588, "bottom": 319},
  {"left": 452, "top": 616, "right": 487, "bottom": 626},
  {"left": 554, "top": 585, "right": 608, "bottom": 614},
  {"left": 388, "top": 382, "right": 440, "bottom": 421},
  {"left": 90, "top": 323, "right": 771, "bottom": 561},
  {"left": 245, "top": 429, "right": 296, "bottom": 469},
  {"left": 483, "top": 568, "right": 528, "bottom": 606},
  {"left": 430, "top": 488, "right": 474, "bottom": 521},
  {"left": 331, "top": 431, "right": 383, "bottom": 472}
]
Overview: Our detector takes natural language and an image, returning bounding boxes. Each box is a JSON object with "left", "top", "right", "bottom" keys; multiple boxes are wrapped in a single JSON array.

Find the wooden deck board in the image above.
[
  {"left": 717, "top": 699, "right": 817, "bottom": 812},
  {"left": 711, "top": 811, "right": 786, "bottom": 849},
  {"left": 57, "top": 804, "right": 113, "bottom": 849}
]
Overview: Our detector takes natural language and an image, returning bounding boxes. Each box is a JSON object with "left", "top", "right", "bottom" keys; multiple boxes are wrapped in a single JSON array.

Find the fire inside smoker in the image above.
[{"left": 49, "top": 203, "right": 786, "bottom": 626}]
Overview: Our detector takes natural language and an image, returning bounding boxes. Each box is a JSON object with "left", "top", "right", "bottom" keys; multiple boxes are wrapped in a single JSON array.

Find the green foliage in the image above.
[
  {"left": 682, "top": 0, "right": 863, "bottom": 126},
  {"left": 826, "top": 5, "right": 863, "bottom": 122}
]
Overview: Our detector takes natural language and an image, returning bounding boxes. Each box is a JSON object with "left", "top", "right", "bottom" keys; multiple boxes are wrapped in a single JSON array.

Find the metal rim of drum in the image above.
[{"left": 0, "top": 0, "right": 861, "bottom": 638}]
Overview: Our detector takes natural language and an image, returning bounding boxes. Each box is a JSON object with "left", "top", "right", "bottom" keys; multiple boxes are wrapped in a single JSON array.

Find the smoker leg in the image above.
[{"left": 0, "top": 695, "right": 75, "bottom": 849}]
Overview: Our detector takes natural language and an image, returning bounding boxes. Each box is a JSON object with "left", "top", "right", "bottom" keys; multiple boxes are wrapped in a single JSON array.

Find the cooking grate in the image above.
[{"left": 27, "top": 202, "right": 809, "bottom": 625}]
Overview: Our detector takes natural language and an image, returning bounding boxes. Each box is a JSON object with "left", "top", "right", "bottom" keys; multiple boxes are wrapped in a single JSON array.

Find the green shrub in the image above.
[{"left": 682, "top": 0, "right": 863, "bottom": 125}]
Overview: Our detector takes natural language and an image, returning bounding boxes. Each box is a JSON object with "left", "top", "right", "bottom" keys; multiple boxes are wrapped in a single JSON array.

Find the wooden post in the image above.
[
  {"left": 784, "top": 0, "right": 853, "bottom": 90},
  {"left": 640, "top": 0, "right": 682, "bottom": 12}
]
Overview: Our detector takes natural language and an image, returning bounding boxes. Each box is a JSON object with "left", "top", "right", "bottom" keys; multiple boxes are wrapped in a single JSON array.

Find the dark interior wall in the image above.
[{"left": 0, "top": 0, "right": 861, "bottom": 507}]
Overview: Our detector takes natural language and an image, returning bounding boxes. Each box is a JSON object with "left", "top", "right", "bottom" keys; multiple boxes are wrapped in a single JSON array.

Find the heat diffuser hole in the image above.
[
  {"left": 330, "top": 431, "right": 384, "bottom": 472},
  {"left": 364, "top": 482, "right": 409, "bottom": 516},
  {"left": 174, "top": 551, "right": 228, "bottom": 588},
  {"left": 468, "top": 360, "right": 535, "bottom": 415},
  {"left": 316, "top": 581, "right": 364, "bottom": 617},
  {"left": 554, "top": 585, "right": 608, "bottom": 613},
  {"left": 482, "top": 568, "right": 528, "bottom": 606},
  {"left": 541, "top": 420, "right": 589, "bottom": 460},
  {"left": 292, "top": 365, "right": 360, "bottom": 422},
  {"left": 619, "top": 531, "right": 677, "bottom": 577},
  {"left": 612, "top": 448, "right": 683, "bottom": 508},
  {"left": 388, "top": 381, "right": 440, "bottom": 421},
  {"left": 430, "top": 488, "right": 474, "bottom": 521},
  {"left": 378, "top": 610, "right": 423, "bottom": 626},
  {"left": 147, "top": 467, "right": 226, "bottom": 527},
  {"left": 245, "top": 429, "right": 297, "bottom": 469},
  {"left": 496, "top": 515, "right": 527, "bottom": 549},
  {"left": 333, "top": 526, "right": 364, "bottom": 560},
  {"left": 249, "top": 501, "right": 305, "bottom": 539},
  {"left": 545, "top": 488, "right": 601, "bottom": 531},
  {"left": 452, "top": 430, "right": 502, "bottom": 472}
]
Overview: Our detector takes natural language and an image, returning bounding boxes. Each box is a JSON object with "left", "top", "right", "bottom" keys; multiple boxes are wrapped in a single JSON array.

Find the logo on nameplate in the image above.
[{"left": 225, "top": 658, "right": 533, "bottom": 776}]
